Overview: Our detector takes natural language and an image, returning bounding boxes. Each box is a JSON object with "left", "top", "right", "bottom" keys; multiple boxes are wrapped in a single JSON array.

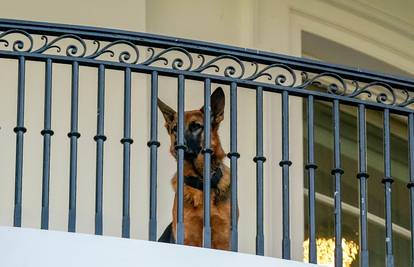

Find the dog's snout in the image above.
[
  {"left": 182, "top": 129, "right": 202, "bottom": 159},
  {"left": 172, "top": 123, "right": 203, "bottom": 160}
]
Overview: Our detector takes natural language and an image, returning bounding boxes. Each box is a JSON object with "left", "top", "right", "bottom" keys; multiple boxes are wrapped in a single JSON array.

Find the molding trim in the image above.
[
  {"left": 321, "top": 0, "right": 414, "bottom": 41},
  {"left": 290, "top": 8, "right": 414, "bottom": 64}
]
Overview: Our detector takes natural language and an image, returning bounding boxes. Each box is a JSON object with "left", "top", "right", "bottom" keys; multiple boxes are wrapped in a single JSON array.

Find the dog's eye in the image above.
[
  {"left": 190, "top": 122, "right": 203, "bottom": 132},
  {"left": 172, "top": 125, "right": 177, "bottom": 133}
]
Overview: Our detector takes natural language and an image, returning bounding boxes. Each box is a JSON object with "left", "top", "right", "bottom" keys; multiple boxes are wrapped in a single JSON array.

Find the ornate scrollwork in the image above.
[
  {"left": 0, "top": 28, "right": 412, "bottom": 109},
  {"left": 348, "top": 81, "right": 396, "bottom": 105},
  {"left": 0, "top": 29, "right": 34, "bottom": 52},
  {"left": 246, "top": 63, "right": 297, "bottom": 87},
  {"left": 398, "top": 90, "right": 414, "bottom": 107},
  {"left": 142, "top": 47, "right": 193, "bottom": 71},
  {"left": 34, "top": 34, "right": 87, "bottom": 57},
  {"left": 297, "top": 72, "right": 349, "bottom": 96},
  {"left": 298, "top": 72, "right": 408, "bottom": 106},
  {"left": 86, "top": 40, "right": 139, "bottom": 64},
  {"left": 193, "top": 55, "right": 245, "bottom": 79}
]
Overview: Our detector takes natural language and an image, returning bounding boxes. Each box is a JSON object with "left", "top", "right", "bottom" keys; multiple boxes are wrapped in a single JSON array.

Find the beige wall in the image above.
[
  {"left": 0, "top": 0, "right": 149, "bottom": 241},
  {"left": 0, "top": 0, "right": 147, "bottom": 31},
  {"left": 0, "top": 0, "right": 413, "bottom": 262},
  {"left": 146, "top": 0, "right": 304, "bottom": 259}
]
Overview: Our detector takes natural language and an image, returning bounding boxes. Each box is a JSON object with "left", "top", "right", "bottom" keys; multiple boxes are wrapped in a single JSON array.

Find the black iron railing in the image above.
[{"left": 1, "top": 18, "right": 414, "bottom": 267}]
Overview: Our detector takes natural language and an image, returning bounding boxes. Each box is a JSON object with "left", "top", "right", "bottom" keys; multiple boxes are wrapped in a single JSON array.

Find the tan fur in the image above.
[{"left": 159, "top": 88, "right": 235, "bottom": 250}]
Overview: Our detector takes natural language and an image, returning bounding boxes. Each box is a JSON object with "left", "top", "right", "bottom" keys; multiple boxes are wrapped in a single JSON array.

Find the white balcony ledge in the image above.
[{"left": 0, "top": 226, "right": 320, "bottom": 267}]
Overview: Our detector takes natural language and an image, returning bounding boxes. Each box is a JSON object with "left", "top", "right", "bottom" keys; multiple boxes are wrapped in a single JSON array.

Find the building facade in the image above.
[{"left": 0, "top": 1, "right": 413, "bottom": 266}]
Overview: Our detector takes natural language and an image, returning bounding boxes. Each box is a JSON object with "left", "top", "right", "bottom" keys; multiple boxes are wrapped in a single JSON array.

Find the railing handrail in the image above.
[{"left": 0, "top": 18, "right": 413, "bottom": 90}]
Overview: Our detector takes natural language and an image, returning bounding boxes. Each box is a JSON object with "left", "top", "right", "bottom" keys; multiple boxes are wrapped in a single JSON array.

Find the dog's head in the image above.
[{"left": 158, "top": 87, "right": 226, "bottom": 165}]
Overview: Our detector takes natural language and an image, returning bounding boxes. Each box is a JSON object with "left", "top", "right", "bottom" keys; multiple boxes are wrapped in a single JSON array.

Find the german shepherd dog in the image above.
[{"left": 157, "top": 87, "right": 233, "bottom": 250}]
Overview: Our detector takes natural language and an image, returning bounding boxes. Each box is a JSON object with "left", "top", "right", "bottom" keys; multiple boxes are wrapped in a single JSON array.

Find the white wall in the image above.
[{"left": 0, "top": 227, "right": 320, "bottom": 267}]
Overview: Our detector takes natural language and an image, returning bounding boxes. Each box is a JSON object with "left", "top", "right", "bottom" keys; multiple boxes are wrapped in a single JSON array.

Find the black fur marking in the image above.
[
  {"left": 184, "top": 167, "right": 223, "bottom": 191},
  {"left": 184, "top": 128, "right": 202, "bottom": 158},
  {"left": 158, "top": 222, "right": 175, "bottom": 243}
]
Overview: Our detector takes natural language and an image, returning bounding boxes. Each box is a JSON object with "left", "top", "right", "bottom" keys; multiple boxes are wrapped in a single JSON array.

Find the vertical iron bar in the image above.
[
  {"left": 280, "top": 90, "right": 292, "bottom": 259},
  {"left": 254, "top": 86, "right": 266, "bottom": 256},
  {"left": 408, "top": 113, "right": 414, "bottom": 267},
  {"left": 332, "top": 99, "right": 343, "bottom": 267},
  {"left": 305, "top": 95, "right": 317, "bottom": 263},
  {"left": 13, "top": 56, "right": 26, "bottom": 227},
  {"left": 228, "top": 82, "right": 239, "bottom": 252},
  {"left": 176, "top": 74, "right": 185, "bottom": 244},
  {"left": 94, "top": 64, "right": 106, "bottom": 235},
  {"left": 121, "top": 67, "right": 133, "bottom": 238},
  {"left": 68, "top": 61, "right": 80, "bottom": 232},
  {"left": 41, "top": 58, "right": 53, "bottom": 230},
  {"left": 357, "top": 104, "right": 369, "bottom": 267},
  {"left": 148, "top": 71, "right": 159, "bottom": 241},
  {"left": 382, "top": 108, "right": 394, "bottom": 266},
  {"left": 202, "top": 78, "right": 212, "bottom": 248}
]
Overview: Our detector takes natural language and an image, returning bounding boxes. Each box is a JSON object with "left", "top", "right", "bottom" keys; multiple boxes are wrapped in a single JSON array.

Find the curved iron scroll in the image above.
[{"left": 0, "top": 29, "right": 413, "bottom": 109}]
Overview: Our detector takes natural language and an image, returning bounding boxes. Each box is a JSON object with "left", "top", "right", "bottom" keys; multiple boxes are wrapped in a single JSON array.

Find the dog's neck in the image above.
[
  {"left": 184, "top": 167, "right": 223, "bottom": 191},
  {"left": 181, "top": 134, "right": 225, "bottom": 177},
  {"left": 183, "top": 152, "right": 223, "bottom": 178},
  {"left": 173, "top": 127, "right": 226, "bottom": 178}
]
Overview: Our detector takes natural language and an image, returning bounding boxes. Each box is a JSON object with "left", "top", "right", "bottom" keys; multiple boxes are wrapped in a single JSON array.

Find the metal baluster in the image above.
[
  {"left": 121, "top": 67, "right": 133, "bottom": 238},
  {"left": 176, "top": 74, "right": 185, "bottom": 244},
  {"left": 305, "top": 95, "right": 317, "bottom": 263},
  {"left": 94, "top": 64, "right": 106, "bottom": 235},
  {"left": 332, "top": 99, "right": 343, "bottom": 267},
  {"left": 254, "top": 86, "right": 266, "bottom": 256},
  {"left": 382, "top": 108, "right": 394, "bottom": 266},
  {"left": 202, "top": 78, "right": 212, "bottom": 248},
  {"left": 228, "top": 82, "right": 239, "bottom": 252},
  {"left": 280, "top": 90, "right": 292, "bottom": 259},
  {"left": 357, "top": 104, "right": 369, "bottom": 267},
  {"left": 41, "top": 58, "right": 54, "bottom": 230},
  {"left": 408, "top": 113, "right": 414, "bottom": 267},
  {"left": 148, "top": 71, "right": 160, "bottom": 241},
  {"left": 13, "top": 56, "right": 26, "bottom": 227},
  {"left": 68, "top": 61, "right": 80, "bottom": 232}
]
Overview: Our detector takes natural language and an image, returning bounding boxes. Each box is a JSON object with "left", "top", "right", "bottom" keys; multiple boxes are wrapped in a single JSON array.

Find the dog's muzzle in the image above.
[
  {"left": 185, "top": 132, "right": 202, "bottom": 159},
  {"left": 174, "top": 133, "right": 202, "bottom": 160}
]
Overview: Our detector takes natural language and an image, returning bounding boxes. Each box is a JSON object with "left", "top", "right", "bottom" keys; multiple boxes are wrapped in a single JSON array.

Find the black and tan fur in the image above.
[{"left": 157, "top": 87, "right": 234, "bottom": 250}]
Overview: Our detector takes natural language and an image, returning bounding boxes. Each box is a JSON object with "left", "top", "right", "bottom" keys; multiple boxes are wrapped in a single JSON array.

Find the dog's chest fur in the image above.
[{"left": 171, "top": 165, "right": 231, "bottom": 249}]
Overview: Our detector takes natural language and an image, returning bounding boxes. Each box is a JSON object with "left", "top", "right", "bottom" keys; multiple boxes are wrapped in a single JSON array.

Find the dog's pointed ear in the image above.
[
  {"left": 158, "top": 98, "right": 176, "bottom": 124},
  {"left": 201, "top": 87, "right": 225, "bottom": 126}
]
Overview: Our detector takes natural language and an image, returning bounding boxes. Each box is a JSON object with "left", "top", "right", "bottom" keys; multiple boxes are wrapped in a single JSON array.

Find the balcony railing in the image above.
[{"left": 0, "top": 18, "right": 414, "bottom": 267}]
